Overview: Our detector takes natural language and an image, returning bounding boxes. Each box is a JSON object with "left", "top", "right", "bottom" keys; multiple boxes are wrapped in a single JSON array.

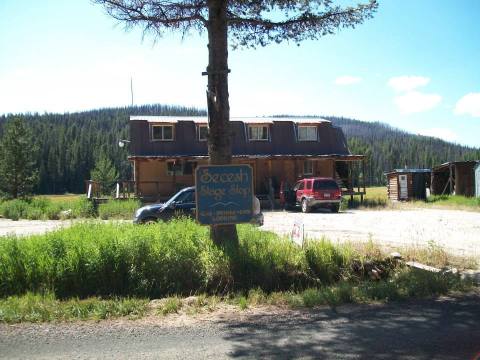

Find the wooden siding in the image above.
[
  {"left": 387, "top": 174, "right": 398, "bottom": 201},
  {"left": 431, "top": 161, "right": 477, "bottom": 197},
  {"left": 135, "top": 158, "right": 337, "bottom": 199}
]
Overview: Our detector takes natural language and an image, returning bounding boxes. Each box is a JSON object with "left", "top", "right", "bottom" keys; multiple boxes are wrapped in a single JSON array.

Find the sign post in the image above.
[{"left": 195, "top": 165, "right": 254, "bottom": 225}]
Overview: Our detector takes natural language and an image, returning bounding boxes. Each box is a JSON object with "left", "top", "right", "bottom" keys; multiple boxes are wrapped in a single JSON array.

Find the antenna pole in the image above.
[{"left": 130, "top": 77, "right": 134, "bottom": 106}]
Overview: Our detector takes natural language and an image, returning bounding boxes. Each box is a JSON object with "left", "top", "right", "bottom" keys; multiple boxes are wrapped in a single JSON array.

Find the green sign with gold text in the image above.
[{"left": 195, "top": 165, "right": 253, "bottom": 225}]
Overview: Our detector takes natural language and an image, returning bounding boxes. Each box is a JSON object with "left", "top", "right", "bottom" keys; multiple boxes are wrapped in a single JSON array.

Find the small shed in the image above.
[
  {"left": 475, "top": 163, "right": 480, "bottom": 197},
  {"left": 386, "top": 169, "right": 431, "bottom": 201},
  {"left": 431, "top": 161, "right": 479, "bottom": 197}
]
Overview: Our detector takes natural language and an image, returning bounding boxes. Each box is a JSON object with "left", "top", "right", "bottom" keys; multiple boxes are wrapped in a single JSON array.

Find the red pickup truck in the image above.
[{"left": 280, "top": 177, "right": 342, "bottom": 213}]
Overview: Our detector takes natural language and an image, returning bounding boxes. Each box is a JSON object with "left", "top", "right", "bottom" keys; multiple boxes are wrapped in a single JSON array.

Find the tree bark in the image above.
[{"left": 206, "top": 0, "right": 239, "bottom": 249}]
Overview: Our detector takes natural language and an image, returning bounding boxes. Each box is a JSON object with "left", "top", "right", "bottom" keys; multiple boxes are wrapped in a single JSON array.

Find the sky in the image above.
[{"left": 0, "top": 0, "right": 479, "bottom": 147}]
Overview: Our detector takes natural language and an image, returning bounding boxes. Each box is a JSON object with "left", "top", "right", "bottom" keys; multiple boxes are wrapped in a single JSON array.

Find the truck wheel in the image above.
[
  {"left": 331, "top": 204, "right": 340, "bottom": 213},
  {"left": 301, "top": 199, "right": 310, "bottom": 213}
]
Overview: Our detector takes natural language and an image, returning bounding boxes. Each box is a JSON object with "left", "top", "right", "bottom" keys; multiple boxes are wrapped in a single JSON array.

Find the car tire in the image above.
[
  {"left": 301, "top": 199, "right": 310, "bottom": 213},
  {"left": 331, "top": 204, "right": 340, "bottom": 213},
  {"left": 142, "top": 218, "right": 157, "bottom": 224}
]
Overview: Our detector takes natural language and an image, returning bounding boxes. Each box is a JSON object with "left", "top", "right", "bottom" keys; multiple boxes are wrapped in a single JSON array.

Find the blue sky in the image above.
[{"left": 1, "top": 0, "right": 479, "bottom": 147}]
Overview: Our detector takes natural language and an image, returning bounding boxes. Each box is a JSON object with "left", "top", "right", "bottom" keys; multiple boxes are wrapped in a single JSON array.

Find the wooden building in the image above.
[
  {"left": 386, "top": 169, "right": 431, "bottom": 201},
  {"left": 431, "top": 161, "right": 479, "bottom": 197},
  {"left": 127, "top": 116, "right": 366, "bottom": 201}
]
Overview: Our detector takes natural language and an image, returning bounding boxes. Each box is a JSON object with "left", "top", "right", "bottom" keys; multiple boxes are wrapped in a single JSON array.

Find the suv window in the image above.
[
  {"left": 313, "top": 180, "right": 339, "bottom": 190},
  {"left": 175, "top": 191, "right": 195, "bottom": 203},
  {"left": 298, "top": 182, "right": 305, "bottom": 190},
  {"left": 293, "top": 181, "right": 302, "bottom": 191},
  {"left": 306, "top": 180, "right": 312, "bottom": 190}
]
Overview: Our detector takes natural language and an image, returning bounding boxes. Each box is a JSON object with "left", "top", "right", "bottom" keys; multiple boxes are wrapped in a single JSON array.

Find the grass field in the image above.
[{"left": 344, "top": 186, "right": 480, "bottom": 211}]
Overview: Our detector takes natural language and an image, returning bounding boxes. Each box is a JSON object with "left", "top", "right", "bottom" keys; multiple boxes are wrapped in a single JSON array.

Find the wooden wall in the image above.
[
  {"left": 135, "top": 158, "right": 336, "bottom": 199},
  {"left": 455, "top": 163, "right": 475, "bottom": 197}
]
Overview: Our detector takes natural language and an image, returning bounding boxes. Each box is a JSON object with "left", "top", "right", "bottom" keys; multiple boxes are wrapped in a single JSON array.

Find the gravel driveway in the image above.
[{"left": 262, "top": 208, "right": 480, "bottom": 257}]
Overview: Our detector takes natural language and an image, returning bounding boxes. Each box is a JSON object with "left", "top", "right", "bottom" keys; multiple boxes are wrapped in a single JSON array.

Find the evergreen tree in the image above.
[
  {"left": 94, "top": 0, "right": 378, "bottom": 247},
  {"left": 0, "top": 117, "right": 39, "bottom": 199},
  {"left": 90, "top": 153, "right": 119, "bottom": 195}
]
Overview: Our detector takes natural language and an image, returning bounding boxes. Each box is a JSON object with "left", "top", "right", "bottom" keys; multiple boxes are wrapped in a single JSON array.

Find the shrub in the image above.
[{"left": 0, "top": 199, "right": 29, "bottom": 220}]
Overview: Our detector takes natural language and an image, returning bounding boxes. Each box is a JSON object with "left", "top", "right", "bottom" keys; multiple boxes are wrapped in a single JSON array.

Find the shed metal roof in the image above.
[
  {"left": 385, "top": 169, "right": 431, "bottom": 175},
  {"left": 432, "top": 160, "right": 479, "bottom": 172}
]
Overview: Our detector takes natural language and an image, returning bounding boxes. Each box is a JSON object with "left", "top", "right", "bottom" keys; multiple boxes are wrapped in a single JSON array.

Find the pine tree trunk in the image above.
[{"left": 206, "top": 0, "right": 239, "bottom": 249}]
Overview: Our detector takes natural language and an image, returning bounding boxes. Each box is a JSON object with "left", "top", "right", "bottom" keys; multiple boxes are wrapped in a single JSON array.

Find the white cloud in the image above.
[
  {"left": 394, "top": 91, "right": 442, "bottom": 114},
  {"left": 454, "top": 92, "right": 480, "bottom": 117},
  {"left": 417, "top": 128, "right": 459, "bottom": 143},
  {"left": 334, "top": 76, "right": 362, "bottom": 86},
  {"left": 388, "top": 76, "right": 430, "bottom": 92}
]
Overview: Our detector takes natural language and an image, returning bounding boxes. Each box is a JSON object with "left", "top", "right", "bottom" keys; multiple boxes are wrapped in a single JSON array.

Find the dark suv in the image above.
[
  {"left": 134, "top": 187, "right": 264, "bottom": 225},
  {"left": 281, "top": 177, "right": 342, "bottom": 213}
]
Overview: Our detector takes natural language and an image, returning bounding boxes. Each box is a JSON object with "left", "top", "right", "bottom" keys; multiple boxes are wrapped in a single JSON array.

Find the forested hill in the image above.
[
  {"left": 0, "top": 105, "right": 206, "bottom": 194},
  {"left": 0, "top": 106, "right": 478, "bottom": 194},
  {"left": 323, "top": 116, "right": 480, "bottom": 185}
]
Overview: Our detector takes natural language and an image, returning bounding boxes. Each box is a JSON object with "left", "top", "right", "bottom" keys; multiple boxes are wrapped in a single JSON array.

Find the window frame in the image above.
[
  {"left": 151, "top": 124, "right": 174, "bottom": 142},
  {"left": 248, "top": 125, "right": 270, "bottom": 141},
  {"left": 166, "top": 161, "right": 197, "bottom": 176},
  {"left": 297, "top": 125, "right": 318, "bottom": 142},
  {"left": 197, "top": 124, "right": 208, "bottom": 142},
  {"left": 303, "top": 160, "right": 314, "bottom": 176}
]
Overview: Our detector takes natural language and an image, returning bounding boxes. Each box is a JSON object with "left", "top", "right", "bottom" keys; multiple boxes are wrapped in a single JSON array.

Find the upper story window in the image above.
[
  {"left": 198, "top": 125, "right": 208, "bottom": 141},
  {"left": 248, "top": 125, "right": 269, "bottom": 141},
  {"left": 151, "top": 124, "right": 174, "bottom": 141},
  {"left": 298, "top": 126, "right": 317, "bottom": 141}
]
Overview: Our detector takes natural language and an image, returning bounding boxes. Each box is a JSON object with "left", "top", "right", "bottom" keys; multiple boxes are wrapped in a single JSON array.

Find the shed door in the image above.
[{"left": 399, "top": 175, "right": 408, "bottom": 200}]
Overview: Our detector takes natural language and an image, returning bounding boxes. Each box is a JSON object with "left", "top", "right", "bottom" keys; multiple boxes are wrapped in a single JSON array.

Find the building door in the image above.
[{"left": 399, "top": 175, "right": 408, "bottom": 200}]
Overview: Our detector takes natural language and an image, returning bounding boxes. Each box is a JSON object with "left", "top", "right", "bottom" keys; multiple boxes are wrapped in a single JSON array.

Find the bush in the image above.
[{"left": 97, "top": 199, "right": 140, "bottom": 220}]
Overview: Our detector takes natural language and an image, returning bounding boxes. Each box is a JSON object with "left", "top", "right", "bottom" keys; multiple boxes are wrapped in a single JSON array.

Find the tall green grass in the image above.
[
  {"left": 0, "top": 219, "right": 389, "bottom": 298},
  {"left": 0, "top": 292, "right": 147, "bottom": 323},
  {"left": 0, "top": 219, "right": 228, "bottom": 298}
]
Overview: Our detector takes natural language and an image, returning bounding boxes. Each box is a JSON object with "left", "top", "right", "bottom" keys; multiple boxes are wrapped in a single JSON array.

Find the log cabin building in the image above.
[
  {"left": 386, "top": 169, "right": 431, "bottom": 201},
  {"left": 127, "top": 116, "right": 366, "bottom": 201}
]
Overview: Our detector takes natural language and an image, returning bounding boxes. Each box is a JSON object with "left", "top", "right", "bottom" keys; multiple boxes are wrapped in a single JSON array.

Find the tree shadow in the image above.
[{"left": 218, "top": 293, "right": 480, "bottom": 359}]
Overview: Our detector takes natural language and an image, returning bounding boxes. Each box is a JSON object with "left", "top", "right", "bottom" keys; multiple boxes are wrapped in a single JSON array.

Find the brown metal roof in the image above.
[{"left": 129, "top": 117, "right": 352, "bottom": 158}]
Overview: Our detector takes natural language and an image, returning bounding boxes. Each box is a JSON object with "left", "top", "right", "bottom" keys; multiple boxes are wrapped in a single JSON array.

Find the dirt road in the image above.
[
  {"left": 1, "top": 293, "right": 479, "bottom": 359},
  {"left": 262, "top": 208, "right": 480, "bottom": 257}
]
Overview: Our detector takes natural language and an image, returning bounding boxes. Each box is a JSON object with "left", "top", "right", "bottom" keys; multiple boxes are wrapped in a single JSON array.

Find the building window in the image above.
[
  {"left": 151, "top": 125, "right": 174, "bottom": 141},
  {"left": 248, "top": 125, "right": 269, "bottom": 141},
  {"left": 298, "top": 126, "right": 317, "bottom": 141},
  {"left": 198, "top": 125, "right": 208, "bottom": 141},
  {"left": 303, "top": 160, "right": 313, "bottom": 175},
  {"left": 167, "top": 161, "right": 197, "bottom": 176}
]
